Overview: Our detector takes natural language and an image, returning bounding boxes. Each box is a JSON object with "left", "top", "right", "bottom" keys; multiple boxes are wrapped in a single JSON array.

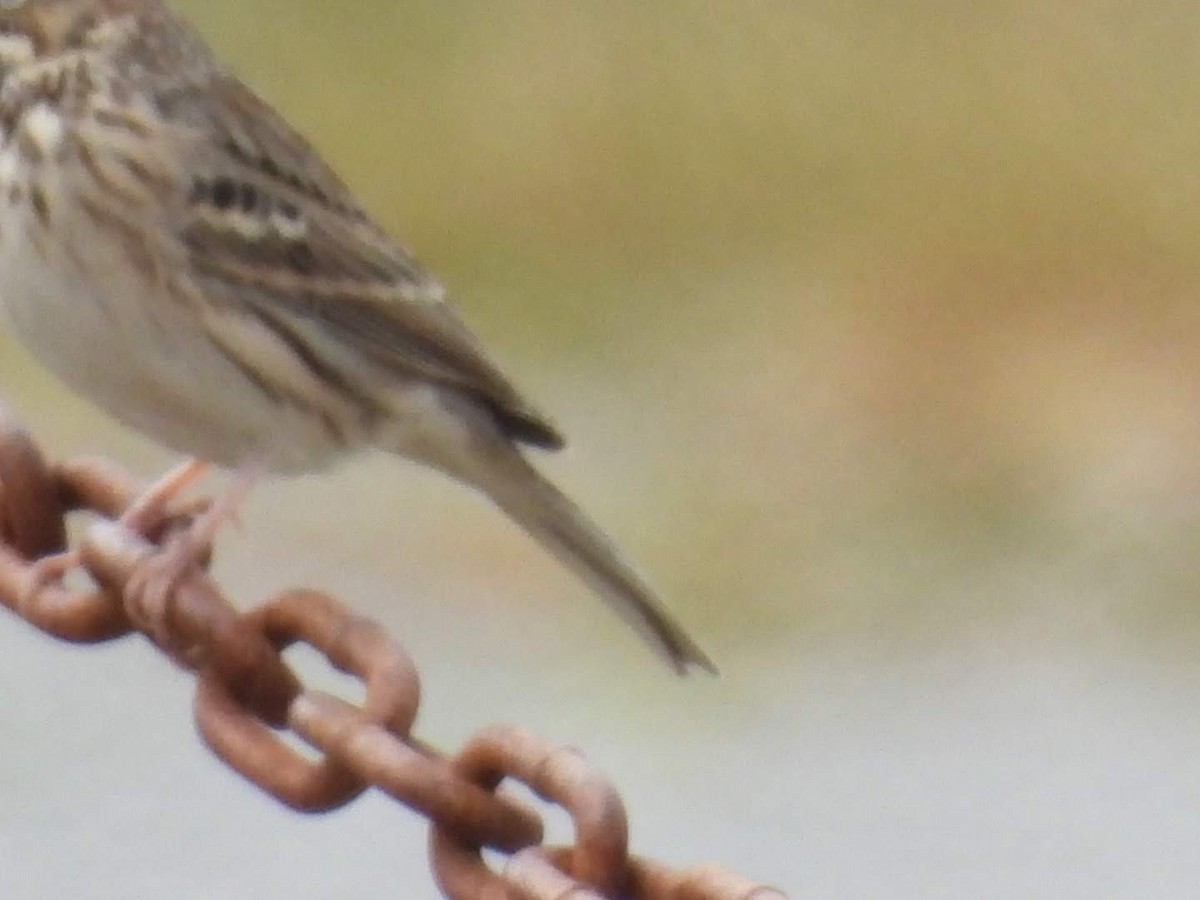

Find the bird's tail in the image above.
[{"left": 440, "top": 437, "right": 716, "bottom": 675}]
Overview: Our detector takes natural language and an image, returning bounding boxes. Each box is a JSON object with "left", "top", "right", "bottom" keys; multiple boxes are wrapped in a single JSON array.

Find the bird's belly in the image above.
[{"left": 0, "top": 215, "right": 344, "bottom": 473}]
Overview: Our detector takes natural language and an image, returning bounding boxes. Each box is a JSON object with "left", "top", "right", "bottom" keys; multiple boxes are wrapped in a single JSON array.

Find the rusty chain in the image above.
[{"left": 0, "top": 413, "right": 786, "bottom": 900}]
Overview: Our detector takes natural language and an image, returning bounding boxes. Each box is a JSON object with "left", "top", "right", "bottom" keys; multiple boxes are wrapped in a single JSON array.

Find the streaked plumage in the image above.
[{"left": 0, "top": 0, "right": 714, "bottom": 673}]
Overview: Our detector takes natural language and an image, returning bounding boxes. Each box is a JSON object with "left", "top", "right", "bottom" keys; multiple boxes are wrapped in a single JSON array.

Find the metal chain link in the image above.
[{"left": 0, "top": 412, "right": 786, "bottom": 900}]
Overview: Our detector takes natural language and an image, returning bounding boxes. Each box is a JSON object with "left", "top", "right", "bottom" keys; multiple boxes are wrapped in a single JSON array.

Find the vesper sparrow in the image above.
[{"left": 0, "top": 0, "right": 714, "bottom": 673}]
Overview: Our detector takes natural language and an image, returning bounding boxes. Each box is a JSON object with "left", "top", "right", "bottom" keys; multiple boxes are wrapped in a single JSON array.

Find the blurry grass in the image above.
[
  {"left": 13, "top": 1, "right": 1200, "bottom": 664},
  {"left": 178, "top": 1, "right": 1200, "bottom": 268}
]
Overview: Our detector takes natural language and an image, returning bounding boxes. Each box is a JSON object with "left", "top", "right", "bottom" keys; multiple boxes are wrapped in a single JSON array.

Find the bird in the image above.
[{"left": 0, "top": 0, "right": 714, "bottom": 674}]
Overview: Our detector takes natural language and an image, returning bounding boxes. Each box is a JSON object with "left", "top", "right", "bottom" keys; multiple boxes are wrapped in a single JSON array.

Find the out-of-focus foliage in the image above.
[{"left": 8, "top": 0, "right": 1200, "bottom": 665}]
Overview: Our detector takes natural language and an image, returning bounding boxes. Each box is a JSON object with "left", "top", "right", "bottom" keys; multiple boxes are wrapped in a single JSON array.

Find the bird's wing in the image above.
[{"left": 173, "top": 73, "right": 563, "bottom": 449}]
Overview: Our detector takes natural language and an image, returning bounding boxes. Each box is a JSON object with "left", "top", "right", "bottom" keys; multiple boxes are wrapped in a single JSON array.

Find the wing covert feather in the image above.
[{"left": 175, "top": 75, "right": 563, "bottom": 449}]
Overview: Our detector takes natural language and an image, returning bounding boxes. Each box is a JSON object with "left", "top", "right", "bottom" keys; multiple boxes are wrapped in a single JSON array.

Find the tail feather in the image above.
[{"left": 459, "top": 444, "right": 716, "bottom": 675}]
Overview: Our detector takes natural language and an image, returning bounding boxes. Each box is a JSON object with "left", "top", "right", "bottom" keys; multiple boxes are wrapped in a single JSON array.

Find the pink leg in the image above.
[
  {"left": 22, "top": 548, "right": 82, "bottom": 598},
  {"left": 22, "top": 458, "right": 212, "bottom": 602},
  {"left": 121, "top": 458, "right": 212, "bottom": 534},
  {"left": 125, "top": 464, "right": 264, "bottom": 638}
]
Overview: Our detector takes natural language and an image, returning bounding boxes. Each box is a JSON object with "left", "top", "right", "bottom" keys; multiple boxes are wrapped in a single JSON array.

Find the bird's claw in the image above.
[
  {"left": 20, "top": 548, "right": 82, "bottom": 605},
  {"left": 124, "top": 527, "right": 211, "bottom": 648}
]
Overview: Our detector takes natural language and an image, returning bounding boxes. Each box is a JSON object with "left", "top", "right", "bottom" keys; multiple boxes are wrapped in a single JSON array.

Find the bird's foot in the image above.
[
  {"left": 125, "top": 527, "right": 207, "bottom": 643},
  {"left": 124, "top": 464, "right": 261, "bottom": 644},
  {"left": 120, "top": 458, "right": 211, "bottom": 536},
  {"left": 19, "top": 460, "right": 210, "bottom": 608},
  {"left": 19, "top": 548, "right": 81, "bottom": 604}
]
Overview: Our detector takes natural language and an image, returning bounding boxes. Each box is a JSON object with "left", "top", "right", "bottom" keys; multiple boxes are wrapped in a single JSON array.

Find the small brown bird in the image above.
[{"left": 0, "top": 0, "right": 714, "bottom": 673}]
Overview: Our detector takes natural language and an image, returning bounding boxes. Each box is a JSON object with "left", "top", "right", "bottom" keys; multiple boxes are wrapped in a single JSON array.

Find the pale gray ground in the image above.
[
  {"left": 1, "top": 530, "right": 1198, "bottom": 899},
  {"left": 0, "top": 361, "right": 1196, "bottom": 899}
]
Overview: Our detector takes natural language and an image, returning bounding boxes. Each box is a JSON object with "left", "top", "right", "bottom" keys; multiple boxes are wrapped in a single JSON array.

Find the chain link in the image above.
[{"left": 0, "top": 413, "right": 786, "bottom": 899}]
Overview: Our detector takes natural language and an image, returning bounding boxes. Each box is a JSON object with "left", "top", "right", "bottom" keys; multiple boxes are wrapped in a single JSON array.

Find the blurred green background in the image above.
[
  {"left": 170, "top": 0, "right": 1200, "bottom": 658},
  {"left": 7, "top": 1, "right": 1200, "bottom": 896}
]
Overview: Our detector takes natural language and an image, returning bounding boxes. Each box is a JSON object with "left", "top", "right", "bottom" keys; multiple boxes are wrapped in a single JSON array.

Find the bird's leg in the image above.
[
  {"left": 120, "top": 457, "right": 212, "bottom": 535},
  {"left": 125, "top": 463, "right": 263, "bottom": 638},
  {"left": 21, "top": 458, "right": 212, "bottom": 600}
]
